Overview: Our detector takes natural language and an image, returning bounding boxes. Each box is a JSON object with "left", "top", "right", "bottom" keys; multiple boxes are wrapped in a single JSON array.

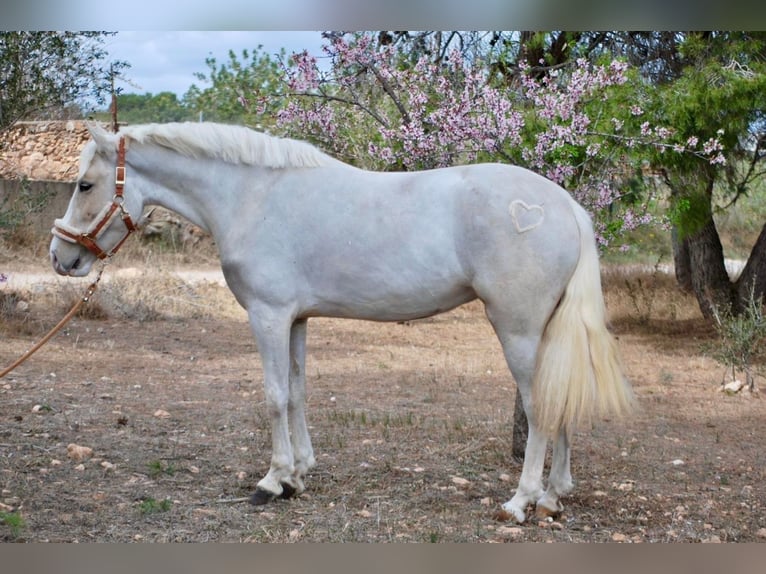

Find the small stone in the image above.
[
  {"left": 480, "top": 497, "right": 493, "bottom": 506},
  {"left": 357, "top": 509, "right": 373, "bottom": 518},
  {"left": 451, "top": 476, "right": 470, "bottom": 487},
  {"left": 671, "top": 459, "right": 684, "bottom": 466},
  {"left": 702, "top": 535, "right": 722, "bottom": 543},
  {"left": 153, "top": 409, "right": 170, "bottom": 418},
  {"left": 756, "top": 527, "right": 766, "bottom": 539},
  {"left": 100, "top": 461, "right": 116, "bottom": 471},
  {"left": 497, "top": 526, "right": 523, "bottom": 538},
  {"left": 67, "top": 443, "right": 93, "bottom": 461},
  {"left": 499, "top": 473, "right": 512, "bottom": 482},
  {"left": 723, "top": 380, "right": 744, "bottom": 395},
  {"left": 611, "top": 532, "right": 627, "bottom": 542}
]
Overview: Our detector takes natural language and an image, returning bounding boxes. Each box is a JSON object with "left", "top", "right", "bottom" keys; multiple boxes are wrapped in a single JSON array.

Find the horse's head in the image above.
[{"left": 50, "top": 123, "right": 140, "bottom": 277}]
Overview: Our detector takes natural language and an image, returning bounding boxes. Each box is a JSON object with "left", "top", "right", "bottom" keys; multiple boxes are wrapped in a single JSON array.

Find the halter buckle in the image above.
[{"left": 115, "top": 166, "right": 126, "bottom": 186}]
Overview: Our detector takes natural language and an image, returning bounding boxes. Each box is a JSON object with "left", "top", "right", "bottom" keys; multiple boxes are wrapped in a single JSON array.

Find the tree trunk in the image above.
[
  {"left": 511, "top": 388, "right": 527, "bottom": 460},
  {"left": 671, "top": 226, "right": 693, "bottom": 292},
  {"left": 734, "top": 222, "right": 766, "bottom": 312},
  {"left": 687, "top": 217, "right": 734, "bottom": 319}
]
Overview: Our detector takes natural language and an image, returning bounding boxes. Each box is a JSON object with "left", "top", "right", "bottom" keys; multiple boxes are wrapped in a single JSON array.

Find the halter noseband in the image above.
[{"left": 52, "top": 137, "right": 138, "bottom": 260}]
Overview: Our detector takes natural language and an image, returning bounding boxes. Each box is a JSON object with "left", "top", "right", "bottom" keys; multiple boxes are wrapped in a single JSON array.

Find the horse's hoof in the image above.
[
  {"left": 279, "top": 482, "right": 297, "bottom": 499},
  {"left": 534, "top": 503, "right": 562, "bottom": 520},
  {"left": 249, "top": 488, "right": 277, "bottom": 506},
  {"left": 499, "top": 502, "right": 526, "bottom": 524}
]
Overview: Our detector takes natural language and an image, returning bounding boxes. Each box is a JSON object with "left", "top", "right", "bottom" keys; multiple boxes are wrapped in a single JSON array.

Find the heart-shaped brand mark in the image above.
[{"left": 509, "top": 199, "right": 544, "bottom": 233}]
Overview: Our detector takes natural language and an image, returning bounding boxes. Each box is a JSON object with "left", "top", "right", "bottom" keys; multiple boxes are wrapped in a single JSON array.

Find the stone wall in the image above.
[
  {"left": 0, "top": 120, "right": 100, "bottom": 182},
  {"left": 0, "top": 120, "right": 206, "bottom": 245}
]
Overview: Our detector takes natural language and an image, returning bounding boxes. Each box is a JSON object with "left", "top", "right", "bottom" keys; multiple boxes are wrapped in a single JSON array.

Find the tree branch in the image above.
[
  {"left": 363, "top": 64, "right": 411, "bottom": 125},
  {"left": 290, "top": 89, "right": 390, "bottom": 130}
]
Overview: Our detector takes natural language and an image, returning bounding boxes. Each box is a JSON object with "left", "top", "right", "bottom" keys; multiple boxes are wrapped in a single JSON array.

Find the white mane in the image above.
[{"left": 120, "top": 122, "right": 338, "bottom": 169}]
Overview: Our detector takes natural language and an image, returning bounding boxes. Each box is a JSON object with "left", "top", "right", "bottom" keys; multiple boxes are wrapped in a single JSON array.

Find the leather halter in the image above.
[{"left": 52, "top": 137, "right": 138, "bottom": 260}]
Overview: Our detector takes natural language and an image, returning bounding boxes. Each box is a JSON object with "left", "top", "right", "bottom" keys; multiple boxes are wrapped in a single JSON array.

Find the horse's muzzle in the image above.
[{"left": 50, "top": 249, "right": 89, "bottom": 277}]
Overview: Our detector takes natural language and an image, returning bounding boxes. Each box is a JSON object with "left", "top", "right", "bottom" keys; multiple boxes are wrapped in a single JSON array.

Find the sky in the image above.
[{"left": 104, "top": 31, "right": 327, "bottom": 99}]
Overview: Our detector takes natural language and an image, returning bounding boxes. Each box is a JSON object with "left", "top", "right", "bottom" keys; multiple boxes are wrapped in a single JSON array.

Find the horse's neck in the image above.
[{"left": 134, "top": 148, "right": 245, "bottom": 237}]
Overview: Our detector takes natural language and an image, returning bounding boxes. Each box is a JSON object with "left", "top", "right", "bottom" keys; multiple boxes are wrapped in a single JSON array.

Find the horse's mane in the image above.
[{"left": 120, "top": 122, "right": 338, "bottom": 169}]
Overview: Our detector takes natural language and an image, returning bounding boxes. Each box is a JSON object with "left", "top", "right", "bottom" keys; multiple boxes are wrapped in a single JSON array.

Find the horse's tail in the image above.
[{"left": 532, "top": 203, "right": 634, "bottom": 436}]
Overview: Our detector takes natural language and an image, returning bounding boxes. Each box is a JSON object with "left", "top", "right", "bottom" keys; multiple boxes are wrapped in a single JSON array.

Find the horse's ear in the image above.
[
  {"left": 85, "top": 120, "right": 103, "bottom": 137},
  {"left": 85, "top": 121, "right": 117, "bottom": 151}
]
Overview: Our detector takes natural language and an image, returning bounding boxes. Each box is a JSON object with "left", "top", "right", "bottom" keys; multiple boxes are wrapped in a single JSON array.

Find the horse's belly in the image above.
[{"left": 302, "top": 282, "right": 476, "bottom": 322}]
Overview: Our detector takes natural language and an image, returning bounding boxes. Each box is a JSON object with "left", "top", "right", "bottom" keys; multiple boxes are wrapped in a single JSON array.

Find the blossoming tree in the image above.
[{"left": 269, "top": 32, "right": 725, "bottom": 252}]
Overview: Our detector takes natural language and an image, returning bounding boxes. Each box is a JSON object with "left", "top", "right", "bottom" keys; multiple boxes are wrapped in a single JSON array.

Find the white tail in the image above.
[{"left": 532, "top": 205, "right": 635, "bottom": 436}]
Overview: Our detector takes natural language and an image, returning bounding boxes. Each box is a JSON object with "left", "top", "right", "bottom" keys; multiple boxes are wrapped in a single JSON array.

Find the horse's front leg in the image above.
[
  {"left": 287, "top": 318, "right": 315, "bottom": 496},
  {"left": 247, "top": 305, "right": 298, "bottom": 505}
]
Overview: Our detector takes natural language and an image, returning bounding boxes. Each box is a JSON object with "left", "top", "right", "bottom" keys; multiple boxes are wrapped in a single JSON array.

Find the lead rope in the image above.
[{"left": 0, "top": 263, "right": 107, "bottom": 379}]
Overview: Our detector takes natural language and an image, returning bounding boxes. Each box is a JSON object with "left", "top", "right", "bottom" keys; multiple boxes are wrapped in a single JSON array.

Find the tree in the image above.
[
  {"left": 183, "top": 46, "right": 284, "bottom": 129},
  {"left": 0, "top": 31, "right": 127, "bottom": 133},
  {"left": 635, "top": 32, "right": 766, "bottom": 318},
  {"left": 109, "top": 92, "right": 194, "bottom": 124}
]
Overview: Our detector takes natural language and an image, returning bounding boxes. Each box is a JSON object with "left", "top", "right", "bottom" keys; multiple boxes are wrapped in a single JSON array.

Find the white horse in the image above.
[{"left": 50, "top": 121, "right": 634, "bottom": 523}]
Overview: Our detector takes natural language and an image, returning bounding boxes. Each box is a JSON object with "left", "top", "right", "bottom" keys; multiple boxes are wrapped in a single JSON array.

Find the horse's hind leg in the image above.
[
  {"left": 286, "top": 319, "right": 315, "bottom": 497},
  {"left": 535, "top": 429, "right": 573, "bottom": 518},
  {"left": 485, "top": 310, "right": 548, "bottom": 523}
]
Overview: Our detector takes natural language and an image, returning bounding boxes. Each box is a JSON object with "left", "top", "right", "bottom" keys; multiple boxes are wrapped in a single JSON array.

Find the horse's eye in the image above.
[{"left": 78, "top": 182, "right": 93, "bottom": 193}]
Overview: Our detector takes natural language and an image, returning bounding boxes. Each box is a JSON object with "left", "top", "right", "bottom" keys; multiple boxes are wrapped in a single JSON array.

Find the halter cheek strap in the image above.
[{"left": 51, "top": 137, "right": 137, "bottom": 260}]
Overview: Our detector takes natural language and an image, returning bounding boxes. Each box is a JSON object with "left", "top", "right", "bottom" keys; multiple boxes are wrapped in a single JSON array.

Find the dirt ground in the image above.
[{"left": 1, "top": 256, "right": 765, "bottom": 543}]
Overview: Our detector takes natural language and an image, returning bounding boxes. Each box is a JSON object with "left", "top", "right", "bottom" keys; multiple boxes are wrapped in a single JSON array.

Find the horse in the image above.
[{"left": 49, "top": 121, "right": 634, "bottom": 523}]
